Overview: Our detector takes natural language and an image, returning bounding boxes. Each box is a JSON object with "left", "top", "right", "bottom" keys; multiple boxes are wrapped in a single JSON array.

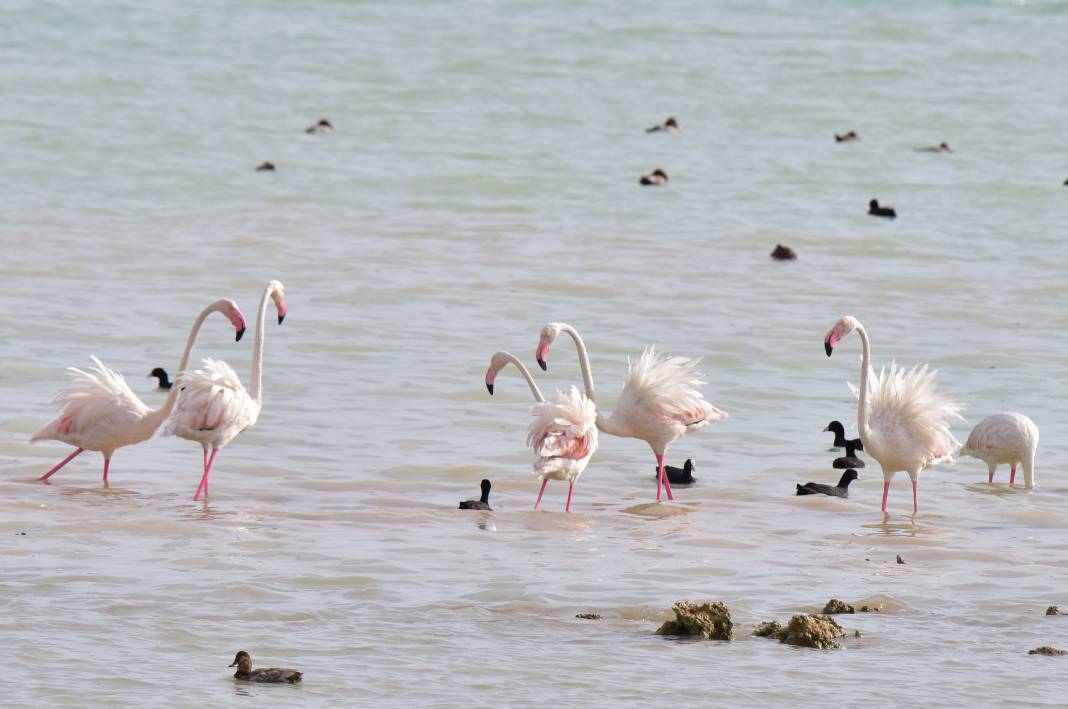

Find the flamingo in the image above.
[
  {"left": 30, "top": 299, "right": 247, "bottom": 486},
  {"left": 534, "top": 323, "right": 727, "bottom": 503},
  {"left": 165, "top": 281, "right": 286, "bottom": 501},
  {"left": 485, "top": 351, "right": 598, "bottom": 512},
  {"left": 959, "top": 412, "right": 1039, "bottom": 489},
  {"left": 823, "top": 316, "right": 963, "bottom": 514}
]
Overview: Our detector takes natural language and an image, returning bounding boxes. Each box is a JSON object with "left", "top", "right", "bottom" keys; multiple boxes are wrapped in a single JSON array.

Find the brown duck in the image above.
[{"left": 229, "top": 651, "right": 303, "bottom": 684}]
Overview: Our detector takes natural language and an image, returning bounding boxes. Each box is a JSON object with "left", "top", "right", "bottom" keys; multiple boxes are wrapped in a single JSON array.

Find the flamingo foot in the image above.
[
  {"left": 38, "top": 447, "right": 84, "bottom": 482},
  {"left": 193, "top": 449, "right": 218, "bottom": 502},
  {"left": 533, "top": 478, "right": 548, "bottom": 511},
  {"left": 102, "top": 458, "right": 111, "bottom": 488},
  {"left": 565, "top": 483, "right": 574, "bottom": 513},
  {"left": 1010, "top": 466, "right": 1017, "bottom": 486},
  {"left": 881, "top": 480, "right": 890, "bottom": 513}
]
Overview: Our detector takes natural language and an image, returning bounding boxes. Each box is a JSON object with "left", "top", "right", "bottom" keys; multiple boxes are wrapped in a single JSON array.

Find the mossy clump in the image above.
[
  {"left": 1045, "top": 606, "right": 1064, "bottom": 616},
  {"left": 779, "top": 614, "right": 846, "bottom": 649},
  {"left": 575, "top": 613, "right": 602, "bottom": 620},
  {"left": 1029, "top": 646, "right": 1067, "bottom": 656},
  {"left": 859, "top": 605, "right": 882, "bottom": 613},
  {"left": 656, "top": 601, "right": 734, "bottom": 640},
  {"left": 896, "top": 555, "right": 906, "bottom": 565},
  {"left": 823, "top": 599, "right": 855, "bottom": 614},
  {"left": 753, "top": 620, "right": 783, "bottom": 637}
]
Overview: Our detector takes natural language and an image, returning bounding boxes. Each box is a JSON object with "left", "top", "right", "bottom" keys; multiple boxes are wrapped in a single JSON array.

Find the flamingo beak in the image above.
[
  {"left": 824, "top": 339, "right": 833, "bottom": 357},
  {"left": 486, "top": 382, "right": 494, "bottom": 395},
  {"left": 536, "top": 336, "right": 551, "bottom": 371},
  {"left": 236, "top": 327, "right": 246, "bottom": 342},
  {"left": 277, "top": 298, "right": 287, "bottom": 325}
]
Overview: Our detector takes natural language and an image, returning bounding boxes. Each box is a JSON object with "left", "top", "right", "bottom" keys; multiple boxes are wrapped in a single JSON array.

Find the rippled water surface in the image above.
[{"left": 3, "top": 0, "right": 1068, "bottom": 706}]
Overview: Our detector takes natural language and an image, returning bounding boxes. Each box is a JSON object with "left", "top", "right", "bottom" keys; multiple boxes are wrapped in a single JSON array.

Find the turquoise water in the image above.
[{"left": 2, "top": 1, "right": 1068, "bottom": 706}]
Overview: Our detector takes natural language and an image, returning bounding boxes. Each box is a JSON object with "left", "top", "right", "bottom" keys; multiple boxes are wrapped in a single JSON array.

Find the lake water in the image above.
[{"left": 3, "top": 0, "right": 1068, "bottom": 705}]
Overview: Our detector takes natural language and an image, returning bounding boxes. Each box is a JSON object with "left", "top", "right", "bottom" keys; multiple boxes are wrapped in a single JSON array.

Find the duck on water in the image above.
[
  {"left": 230, "top": 651, "right": 302, "bottom": 684},
  {"left": 824, "top": 421, "right": 862, "bottom": 451},
  {"left": 796, "top": 469, "right": 859, "bottom": 497},
  {"left": 459, "top": 479, "right": 493, "bottom": 510}
]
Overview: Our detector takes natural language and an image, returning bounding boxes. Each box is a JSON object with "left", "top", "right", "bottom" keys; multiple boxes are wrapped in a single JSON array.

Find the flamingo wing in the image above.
[
  {"left": 616, "top": 346, "right": 728, "bottom": 430},
  {"left": 165, "top": 358, "right": 257, "bottom": 438},
  {"left": 32, "top": 356, "right": 150, "bottom": 441},
  {"left": 527, "top": 386, "right": 598, "bottom": 480}
]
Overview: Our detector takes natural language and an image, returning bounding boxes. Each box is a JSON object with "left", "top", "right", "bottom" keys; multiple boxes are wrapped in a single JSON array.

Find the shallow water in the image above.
[{"left": 3, "top": 0, "right": 1068, "bottom": 705}]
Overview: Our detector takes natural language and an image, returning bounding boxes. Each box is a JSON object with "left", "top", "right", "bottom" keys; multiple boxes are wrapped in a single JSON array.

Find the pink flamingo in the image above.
[
  {"left": 824, "top": 316, "right": 963, "bottom": 514},
  {"left": 31, "top": 299, "right": 247, "bottom": 486},
  {"left": 534, "top": 323, "right": 727, "bottom": 503},
  {"left": 485, "top": 351, "right": 598, "bottom": 512},
  {"left": 166, "top": 281, "right": 286, "bottom": 501},
  {"left": 959, "top": 412, "right": 1039, "bottom": 489}
]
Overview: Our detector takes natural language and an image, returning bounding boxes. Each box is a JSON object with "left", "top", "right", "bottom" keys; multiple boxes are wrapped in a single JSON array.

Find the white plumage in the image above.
[
  {"left": 825, "top": 316, "right": 963, "bottom": 514},
  {"left": 960, "top": 412, "right": 1039, "bottom": 489}
]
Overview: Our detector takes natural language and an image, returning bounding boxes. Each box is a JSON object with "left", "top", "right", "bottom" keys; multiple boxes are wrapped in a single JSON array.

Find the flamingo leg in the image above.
[
  {"left": 565, "top": 482, "right": 574, "bottom": 513},
  {"left": 38, "top": 447, "right": 84, "bottom": 482},
  {"left": 912, "top": 479, "right": 918, "bottom": 514},
  {"left": 988, "top": 465, "right": 995, "bottom": 484},
  {"left": 102, "top": 458, "right": 111, "bottom": 488},
  {"left": 662, "top": 464, "right": 674, "bottom": 501},
  {"left": 193, "top": 449, "right": 219, "bottom": 502},
  {"left": 881, "top": 480, "right": 890, "bottom": 513},
  {"left": 655, "top": 455, "right": 664, "bottom": 502},
  {"left": 534, "top": 478, "right": 548, "bottom": 511},
  {"left": 1009, "top": 466, "right": 1017, "bottom": 486}
]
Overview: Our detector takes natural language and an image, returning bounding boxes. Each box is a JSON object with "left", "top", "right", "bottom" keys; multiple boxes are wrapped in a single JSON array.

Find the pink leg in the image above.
[
  {"left": 38, "top": 447, "right": 85, "bottom": 482},
  {"left": 102, "top": 458, "right": 111, "bottom": 487},
  {"left": 1009, "top": 466, "right": 1017, "bottom": 486},
  {"left": 655, "top": 455, "right": 664, "bottom": 502},
  {"left": 565, "top": 482, "right": 574, "bottom": 512},
  {"left": 193, "top": 449, "right": 218, "bottom": 502},
  {"left": 662, "top": 465, "right": 674, "bottom": 501},
  {"left": 881, "top": 480, "right": 890, "bottom": 512},
  {"left": 988, "top": 468, "right": 995, "bottom": 484},
  {"left": 912, "top": 479, "right": 918, "bottom": 514},
  {"left": 534, "top": 478, "right": 549, "bottom": 511}
]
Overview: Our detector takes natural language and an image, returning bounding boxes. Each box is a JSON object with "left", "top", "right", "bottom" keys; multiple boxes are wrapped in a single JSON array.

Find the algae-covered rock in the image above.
[
  {"left": 656, "top": 601, "right": 734, "bottom": 640},
  {"left": 859, "top": 605, "right": 882, "bottom": 613},
  {"left": 575, "top": 613, "right": 602, "bottom": 620},
  {"left": 823, "top": 599, "right": 855, "bottom": 614},
  {"left": 779, "top": 614, "right": 846, "bottom": 649},
  {"left": 1029, "top": 646, "right": 1067, "bottom": 656},
  {"left": 896, "top": 555, "right": 905, "bottom": 565},
  {"left": 753, "top": 620, "right": 783, "bottom": 637},
  {"left": 1045, "top": 606, "right": 1064, "bottom": 616}
]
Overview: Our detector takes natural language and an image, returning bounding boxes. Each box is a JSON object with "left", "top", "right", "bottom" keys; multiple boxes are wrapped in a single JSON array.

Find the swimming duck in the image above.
[
  {"left": 796, "top": 469, "right": 858, "bottom": 497},
  {"left": 646, "top": 117, "right": 679, "bottom": 133},
  {"left": 654, "top": 459, "right": 696, "bottom": 485},
  {"left": 229, "top": 651, "right": 302, "bottom": 684},
  {"left": 640, "top": 169, "right": 669, "bottom": 186},
  {"left": 459, "top": 479, "right": 492, "bottom": 510},
  {"left": 255, "top": 161, "right": 275, "bottom": 171},
  {"left": 832, "top": 441, "right": 865, "bottom": 469},
  {"left": 305, "top": 119, "right": 333, "bottom": 134},
  {"left": 148, "top": 367, "right": 172, "bottom": 391},
  {"left": 915, "top": 142, "right": 951, "bottom": 153},
  {"left": 770, "top": 244, "right": 797, "bottom": 260},
  {"left": 823, "top": 421, "right": 863, "bottom": 451},
  {"left": 868, "top": 199, "right": 896, "bottom": 219},
  {"left": 834, "top": 131, "right": 859, "bottom": 142}
]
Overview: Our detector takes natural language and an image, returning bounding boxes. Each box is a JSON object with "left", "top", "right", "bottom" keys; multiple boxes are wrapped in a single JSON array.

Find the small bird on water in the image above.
[
  {"left": 823, "top": 421, "right": 863, "bottom": 451},
  {"left": 646, "top": 117, "right": 679, "bottom": 133},
  {"left": 868, "top": 199, "right": 896, "bottom": 219},
  {"left": 640, "top": 169, "right": 669, "bottom": 186},
  {"left": 834, "top": 131, "right": 859, "bottom": 142},
  {"left": 833, "top": 440, "right": 865, "bottom": 469},
  {"left": 796, "top": 469, "right": 859, "bottom": 497},
  {"left": 770, "top": 244, "right": 797, "bottom": 260},
  {"left": 654, "top": 459, "right": 696, "bottom": 485},
  {"left": 229, "top": 651, "right": 302, "bottom": 684},
  {"left": 255, "top": 161, "right": 275, "bottom": 171},
  {"left": 148, "top": 367, "right": 172, "bottom": 391},
  {"left": 305, "top": 119, "right": 333, "bottom": 134},
  {"left": 459, "top": 479, "right": 493, "bottom": 510}
]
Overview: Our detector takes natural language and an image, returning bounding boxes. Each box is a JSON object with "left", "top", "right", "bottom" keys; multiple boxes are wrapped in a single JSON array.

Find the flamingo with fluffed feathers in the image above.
[
  {"left": 959, "top": 412, "right": 1039, "bottom": 489},
  {"left": 485, "top": 351, "right": 598, "bottom": 512},
  {"left": 31, "top": 299, "right": 247, "bottom": 486},
  {"left": 534, "top": 323, "right": 727, "bottom": 503},
  {"left": 824, "top": 316, "right": 963, "bottom": 514},
  {"left": 165, "top": 281, "right": 286, "bottom": 501}
]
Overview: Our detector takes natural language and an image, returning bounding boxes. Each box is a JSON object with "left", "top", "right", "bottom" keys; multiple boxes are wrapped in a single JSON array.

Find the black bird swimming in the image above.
[
  {"left": 770, "top": 244, "right": 797, "bottom": 261},
  {"left": 824, "top": 421, "right": 863, "bottom": 451},
  {"left": 834, "top": 131, "right": 859, "bottom": 142},
  {"left": 229, "top": 651, "right": 302, "bottom": 684},
  {"left": 646, "top": 117, "right": 679, "bottom": 133},
  {"left": 148, "top": 367, "right": 172, "bottom": 391},
  {"left": 459, "top": 479, "right": 492, "bottom": 510},
  {"left": 305, "top": 118, "right": 333, "bottom": 134},
  {"left": 868, "top": 199, "right": 896, "bottom": 219},
  {"left": 833, "top": 441, "right": 865, "bottom": 469},
  {"left": 796, "top": 469, "right": 859, "bottom": 497},
  {"left": 255, "top": 161, "right": 275, "bottom": 171},
  {"left": 654, "top": 459, "right": 696, "bottom": 485},
  {"left": 640, "top": 169, "right": 669, "bottom": 186},
  {"left": 915, "top": 142, "right": 951, "bottom": 153}
]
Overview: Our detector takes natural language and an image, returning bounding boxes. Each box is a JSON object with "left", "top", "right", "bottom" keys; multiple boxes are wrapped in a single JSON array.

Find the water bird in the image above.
[
  {"left": 459, "top": 479, "right": 493, "bottom": 510},
  {"left": 640, "top": 169, "right": 669, "bottom": 186},
  {"left": 536, "top": 323, "right": 726, "bottom": 503},
  {"left": 770, "top": 244, "right": 797, "bottom": 260},
  {"left": 834, "top": 131, "right": 859, "bottom": 142},
  {"left": 149, "top": 367, "right": 173, "bottom": 391},
  {"left": 305, "top": 119, "right": 333, "bottom": 134},
  {"left": 959, "top": 412, "right": 1039, "bottom": 489},
  {"left": 796, "top": 469, "right": 858, "bottom": 497},
  {"left": 824, "top": 316, "right": 963, "bottom": 513},
  {"left": 646, "top": 117, "right": 678, "bottom": 133},
  {"left": 485, "top": 351, "right": 598, "bottom": 512},
  {"left": 229, "top": 651, "right": 302, "bottom": 684},
  {"left": 915, "top": 142, "right": 951, "bottom": 153},
  {"left": 833, "top": 441, "right": 865, "bottom": 469},
  {"left": 255, "top": 161, "right": 275, "bottom": 171},
  {"left": 868, "top": 199, "right": 896, "bottom": 218},
  {"left": 656, "top": 458, "right": 696, "bottom": 485},
  {"left": 166, "top": 281, "right": 286, "bottom": 501},
  {"left": 824, "top": 421, "right": 863, "bottom": 451},
  {"left": 31, "top": 300, "right": 246, "bottom": 487}
]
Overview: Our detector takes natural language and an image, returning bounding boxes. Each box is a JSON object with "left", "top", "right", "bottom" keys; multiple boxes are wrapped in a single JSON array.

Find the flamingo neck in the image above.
[
  {"left": 250, "top": 283, "right": 274, "bottom": 406},
  {"left": 559, "top": 324, "right": 597, "bottom": 405},
  {"left": 855, "top": 322, "right": 872, "bottom": 442},
  {"left": 501, "top": 353, "right": 545, "bottom": 402}
]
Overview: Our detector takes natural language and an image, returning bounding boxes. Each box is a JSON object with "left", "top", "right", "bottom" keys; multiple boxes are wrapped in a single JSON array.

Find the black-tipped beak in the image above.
[
  {"left": 228, "top": 661, "right": 238, "bottom": 668},
  {"left": 824, "top": 341, "right": 833, "bottom": 357},
  {"left": 236, "top": 327, "right": 246, "bottom": 342},
  {"left": 486, "top": 383, "right": 494, "bottom": 395},
  {"left": 278, "top": 314, "right": 285, "bottom": 325},
  {"left": 537, "top": 358, "right": 547, "bottom": 371}
]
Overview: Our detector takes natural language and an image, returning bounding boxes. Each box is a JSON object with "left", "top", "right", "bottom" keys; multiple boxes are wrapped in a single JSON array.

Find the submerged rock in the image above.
[
  {"left": 770, "top": 244, "right": 797, "bottom": 261},
  {"left": 858, "top": 605, "right": 882, "bottom": 613},
  {"left": 823, "top": 599, "right": 855, "bottom": 614},
  {"left": 1029, "top": 646, "right": 1067, "bottom": 656},
  {"left": 575, "top": 613, "right": 602, "bottom": 620},
  {"left": 1046, "top": 606, "right": 1064, "bottom": 616},
  {"left": 656, "top": 601, "right": 734, "bottom": 640},
  {"left": 896, "top": 555, "right": 906, "bottom": 565},
  {"left": 753, "top": 620, "right": 783, "bottom": 637},
  {"left": 779, "top": 614, "right": 846, "bottom": 649}
]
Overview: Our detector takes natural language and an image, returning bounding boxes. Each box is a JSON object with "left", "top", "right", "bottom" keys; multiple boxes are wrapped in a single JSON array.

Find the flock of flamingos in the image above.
[{"left": 28, "top": 279, "right": 1038, "bottom": 515}]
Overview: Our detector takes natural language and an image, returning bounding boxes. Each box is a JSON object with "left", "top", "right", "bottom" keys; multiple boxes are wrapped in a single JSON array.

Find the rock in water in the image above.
[
  {"left": 779, "top": 614, "right": 846, "bottom": 649},
  {"left": 575, "top": 613, "right": 602, "bottom": 620},
  {"left": 1046, "top": 606, "right": 1064, "bottom": 616},
  {"left": 753, "top": 620, "right": 783, "bottom": 637},
  {"left": 1029, "top": 646, "right": 1067, "bottom": 656},
  {"left": 656, "top": 601, "right": 734, "bottom": 640},
  {"left": 823, "top": 599, "right": 856, "bottom": 614},
  {"left": 896, "top": 555, "right": 906, "bottom": 564}
]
